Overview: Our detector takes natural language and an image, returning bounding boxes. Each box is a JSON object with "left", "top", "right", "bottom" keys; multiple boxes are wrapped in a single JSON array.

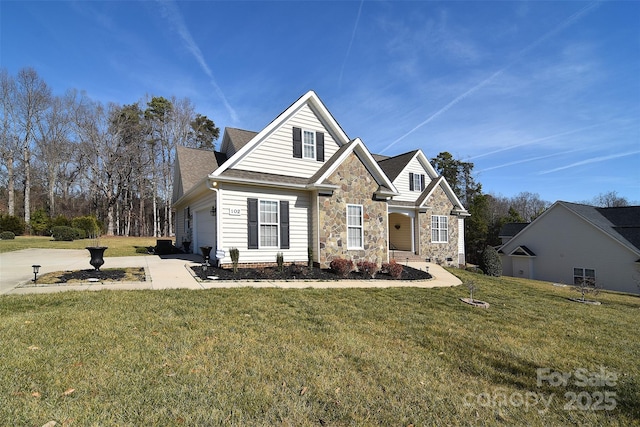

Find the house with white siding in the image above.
[
  {"left": 499, "top": 201, "right": 640, "bottom": 295},
  {"left": 172, "top": 91, "right": 469, "bottom": 269}
]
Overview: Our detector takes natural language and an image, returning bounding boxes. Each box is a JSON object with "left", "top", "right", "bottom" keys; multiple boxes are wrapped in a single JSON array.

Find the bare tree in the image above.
[
  {"left": 35, "top": 91, "right": 78, "bottom": 216},
  {"left": 509, "top": 191, "right": 549, "bottom": 222},
  {"left": 14, "top": 68, "right": 51, "bottom": 230},
  {"left": 0, "top": 69, "right": 19, "bottom": 216},
  {"left": 591, "top": 191, "right": 629, "bottom": 208}
]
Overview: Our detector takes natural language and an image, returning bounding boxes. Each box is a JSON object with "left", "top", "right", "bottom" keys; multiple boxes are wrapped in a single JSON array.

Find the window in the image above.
[
  {"left": 293, "top": 127, "right": 324, "bottom": 162},
  {"left": 259, "top": 200, "right": 279, "bottom": 247},
  {"left": 409, "top": 172, "right": 425, "bottom": 191},
  {"left": 303, "top": 130, "right": 315, "bottom": 159},
  {"left": 347, "top": 204, "right": 363, "bottom": 249},
  {"left": 184, "top": 207, "right": 191, "bottom": 231},
  {"left": 573, "top": 268, "right": 596, "bottom": 286},
  {"left": 431, "top": 215, "right": 448, "bottom": 243},
  {"left": 248, "top": 199, "right": 289, "bottom": 250}
]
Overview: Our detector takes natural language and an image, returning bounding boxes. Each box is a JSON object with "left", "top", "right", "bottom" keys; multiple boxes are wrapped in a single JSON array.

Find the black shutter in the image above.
[
  {"left": 293, "top": 127, "right": 302, "bottom": 158},
  {"left": 248, "top": 198, "right": 258, "bottom": 249},
  {"left": 421, "top": 174, "right": 425, "bottom": 191},
  {"left": 316, "top": 131, "right": 324, "bottom": 162},
  {"left": 409, "top": 173, "right": 414, "bottom": 191},
  {"left": 280, "top": 201, "right": 290, "bottom": 249}
]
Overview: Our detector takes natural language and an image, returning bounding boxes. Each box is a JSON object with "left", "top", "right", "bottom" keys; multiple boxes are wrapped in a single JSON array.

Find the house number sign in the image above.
[{"left": 229, "top": 208, "right": 242, "bottom": 216}]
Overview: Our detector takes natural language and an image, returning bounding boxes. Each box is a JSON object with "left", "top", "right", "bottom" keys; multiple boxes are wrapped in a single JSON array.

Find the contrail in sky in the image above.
[
  {"left": 469, "top": 123, "right": 604, "bottom": 160},
  {"left": 380, "top": 0, "right": 602, "bottom": 154},
  {"left": 158, "top": 0, "right": 239, "bottom": 123},
  {"left": 478, "top": 150, "right": 578, "bottom": 173},
  {"left": 339, "top": 0, "right": 364, "bottom": 89},
  {"left": 539, "top": 150, "right": 640, "bottom": 175}
]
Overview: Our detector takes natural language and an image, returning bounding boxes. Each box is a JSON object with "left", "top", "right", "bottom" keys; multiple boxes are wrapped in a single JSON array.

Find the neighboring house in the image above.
[
  {"left": 499, "top": 201, "right": 640, "bottom": 294},
  {"left": 172, "top": 91, "right": 469, "bottom": 269},
  {"left": 498, "top": 222, "right": 529, "bottom": 245}
]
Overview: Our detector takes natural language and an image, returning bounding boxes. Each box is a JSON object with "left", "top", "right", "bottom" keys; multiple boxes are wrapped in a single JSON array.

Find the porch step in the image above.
[{"left": 389, "top": 250, "right": 424, "bottom": 262}]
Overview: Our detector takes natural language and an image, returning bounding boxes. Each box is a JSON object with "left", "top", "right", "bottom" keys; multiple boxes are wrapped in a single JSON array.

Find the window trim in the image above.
[
  {"left": 346, "top": 204, "right": 364, "bottom": 250},
  {"left": 302, "top": 129, "right": 316, "bottom": 160},
  {"left": 413, "top": 173, "right": 422, "bottom": 191},
  {"left": 431, "top": 215, "right": 449, "bottom": 243},
  {"left": 573, "top": 267, "right": 596, "bottom": 286},
  {"left": 259, "top": 199, "right": 279, "bottom": 248}
]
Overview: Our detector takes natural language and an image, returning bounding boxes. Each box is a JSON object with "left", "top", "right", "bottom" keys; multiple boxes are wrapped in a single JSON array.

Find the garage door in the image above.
[{"left": 194, "top": 209, "right": 216, "bottom": 255}]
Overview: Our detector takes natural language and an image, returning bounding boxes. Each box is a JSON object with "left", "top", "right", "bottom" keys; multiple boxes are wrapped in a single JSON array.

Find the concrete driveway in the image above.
[{"left": 0, "top": 249, "right": 461, "bottom": 294}]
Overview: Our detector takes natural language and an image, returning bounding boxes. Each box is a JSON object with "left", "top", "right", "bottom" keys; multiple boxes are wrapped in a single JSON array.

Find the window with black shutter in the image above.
[{"left": 293, "top": 127, "right": 302, "bottom": 158}]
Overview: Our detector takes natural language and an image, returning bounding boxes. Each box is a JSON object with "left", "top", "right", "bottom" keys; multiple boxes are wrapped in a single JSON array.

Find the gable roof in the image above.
[
  {"left": 175, "top": 146, "right": 225, "bottom": 197},
  {"left": 499, "top": 223, "right": 529, "bottom": 238},
  {"left": 376, "top": 149, "right": 439, "bottom": 182},
  {"left": 221, "top": 127, "right": 258, "bottom": 156},
  {"left": 212, "top": 90, "right": 350, "bottom": 177},
  {"left": 504, "top": 201, "right": 640, "bottom": 256},
  {"left": 560, "top": 202, "right": 640, "bottom": 253},
  {"left": 309, "top": 138, "right": 399, "bottom": 196},
  {"left": 509, "top": 245, "right": 536, "bottom": 257},
  {"left": 412, "top": 176, "right": 469, "bottom": 215},
  {"left": 376, "top": 150, "right": 419, "bottom": 181}
]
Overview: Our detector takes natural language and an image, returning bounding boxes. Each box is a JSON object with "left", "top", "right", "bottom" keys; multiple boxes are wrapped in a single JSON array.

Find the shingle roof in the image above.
[
  {"left": 175, "top": 146, "right": 224, "bottom": 195},
  {"left": 499, "top": 223, "right": 530, "bottom": 238},
  {"left": 218, "top": 169, "right": 309, "bottom": 187},
  {"left": 561, "top": 202, "right": 640, "bottom": 253},
  {"left": 376, "top": 150, "right": 419, "bottom": 181},
  {"left": 225, "top": 127, "right": 258, "bottom": 155}
]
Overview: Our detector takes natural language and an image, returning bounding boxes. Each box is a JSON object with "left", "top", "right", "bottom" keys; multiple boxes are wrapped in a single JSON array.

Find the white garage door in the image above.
[{"left": 194, "top": 209, "right": 216, "bottom": 255}]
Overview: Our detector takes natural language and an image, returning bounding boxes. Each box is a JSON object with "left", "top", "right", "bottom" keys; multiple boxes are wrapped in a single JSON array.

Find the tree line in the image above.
[{"left": 0, "top": 67, "right": 219, "bottom": 237}]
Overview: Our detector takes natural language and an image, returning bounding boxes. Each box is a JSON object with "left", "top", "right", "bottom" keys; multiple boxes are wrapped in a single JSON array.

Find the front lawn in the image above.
[
  {"left": 1, "top": 270, "right": 638, "bottom": 425},
  {"left": 0, "top": 235, "right": 158, "bottom": 256}
]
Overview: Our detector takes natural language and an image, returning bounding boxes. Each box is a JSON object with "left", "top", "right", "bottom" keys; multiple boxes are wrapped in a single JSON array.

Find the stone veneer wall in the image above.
[
  {"left": 318, "top": 153, "right": 388, "bottom": 268},
  {"left": 419, "top": 185, "right": 459, "bottom": 266}
]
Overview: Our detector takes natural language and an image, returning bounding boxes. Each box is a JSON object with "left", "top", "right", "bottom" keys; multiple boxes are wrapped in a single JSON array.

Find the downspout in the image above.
[{"left": 206, "top": 179, "right": 221, "bottom": 257}]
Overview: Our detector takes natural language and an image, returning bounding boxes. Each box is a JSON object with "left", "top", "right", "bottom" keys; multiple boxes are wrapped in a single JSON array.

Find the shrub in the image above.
[
  {"left": 466, "top": 266, "right": 484, "bottom": 275},
  {"left": 0, "top": 214, "right": 25, "bottom": 236},
  {"left": 382, "top": 260, "right": 403, "bottom": 279},
  {"left": 0, "top": 231, "right": 15, "bottom": 240},
  {"left": 51, "top": 226, "right": 76, "bottom": 241},
  {"left": 307, "top": 246, "right": 314, "bottom": 268},
  {"left": 71, "top": 215, "right": 100, "bottom": 238},
  {"left": 276, "top": 252, "right": 284, "bottom": 272},
  {"left": 51, "top": 215, "right": 71, "bottom": 228},
  {"left": 479, "top": 245, "right": 502, "bottom": 277},
  {"left": 330, "top": 257, "right": 354, "bottom": 277},
  {"left": 229, "top": 247, "right": 240, "bottom": 273},
  {"left": 357, "top": 260, "right": 378, "bottom": 279},
  {"left": 73, "top": 228, "right": 87, "bottom": 239},
  {"left": 30, "top": 208, "right": 50, "bottom": 236}
]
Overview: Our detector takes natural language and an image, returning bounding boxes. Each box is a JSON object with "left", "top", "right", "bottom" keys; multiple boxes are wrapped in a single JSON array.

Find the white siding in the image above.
[
  {"left": 191, "top": 193, "right": 216, "bottom": 254},
  {"left": 392, "top": 156, "right": 433, "bottom": 202},
  {"left": 218, "top": 183, "right": 310, "bottom": 265},
  {"left": 234, "top": 104, "right": 341, "bottom": 178},
  {"left": 174, "top": 208, "right": 185, "bottom": 246},
  {"left": 458, "top": 217, "right": 465, "bottom": 266}
]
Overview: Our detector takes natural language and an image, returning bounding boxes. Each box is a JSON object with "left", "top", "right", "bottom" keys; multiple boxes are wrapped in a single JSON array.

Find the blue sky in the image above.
[{"left": 2, "top": 0, "right": 639, "bottom": 204}]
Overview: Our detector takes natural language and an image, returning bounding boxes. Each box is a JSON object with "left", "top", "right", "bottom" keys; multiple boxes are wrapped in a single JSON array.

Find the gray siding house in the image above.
[{"left": 499, "top": 201, "right": 640, "bottom": 294}]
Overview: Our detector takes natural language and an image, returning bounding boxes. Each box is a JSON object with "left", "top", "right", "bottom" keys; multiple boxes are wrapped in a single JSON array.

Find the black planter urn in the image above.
[
  {"left": 200, "top": 246, "right": 213, "bottom": 266},
  {"left": 86, "top": 246, "right": 107, "bottom": 271}
]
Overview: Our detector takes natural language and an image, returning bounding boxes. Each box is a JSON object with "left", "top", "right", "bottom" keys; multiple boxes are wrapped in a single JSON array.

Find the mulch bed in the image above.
[
  {"left": 22, "top": 268, "right": 146, "bottom": 287},
  {"left": 192, "top": 263, "right": 432, "bottom": 281}
]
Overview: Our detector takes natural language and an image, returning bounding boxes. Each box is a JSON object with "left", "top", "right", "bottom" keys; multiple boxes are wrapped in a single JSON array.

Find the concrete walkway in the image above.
[{"left": 0, "top": 249, "right": 461, "bottom": 295}]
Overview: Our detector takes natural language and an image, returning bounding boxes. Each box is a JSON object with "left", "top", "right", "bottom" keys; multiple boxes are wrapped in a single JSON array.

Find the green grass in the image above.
[
  {"left": 0, "top": 236, "right": 158, "bottom": 256},
  {"left": 0, "top": 271, "right": 638, "bottom": 425}
]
